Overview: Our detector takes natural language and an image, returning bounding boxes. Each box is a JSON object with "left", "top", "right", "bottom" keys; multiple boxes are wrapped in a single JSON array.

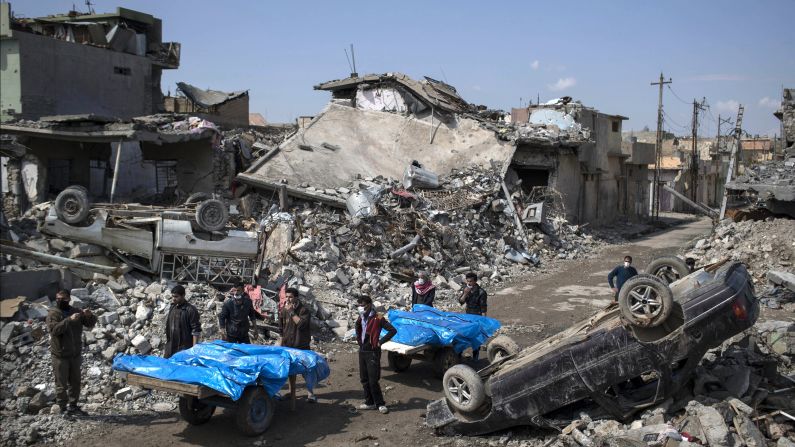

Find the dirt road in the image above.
[{"left": 77, "top": 218, "right": 712, "bottom": 447}]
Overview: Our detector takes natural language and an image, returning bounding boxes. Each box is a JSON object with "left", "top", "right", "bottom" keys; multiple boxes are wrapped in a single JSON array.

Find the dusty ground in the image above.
[{"left": 74, "top": 218, "right": 722, "bottom": 447}]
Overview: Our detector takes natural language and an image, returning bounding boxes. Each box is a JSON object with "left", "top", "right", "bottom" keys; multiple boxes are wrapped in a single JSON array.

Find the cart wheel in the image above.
[
  {"left": 443, "top": 364, "right": 486, "bottom": 413},
  {"left": 54, "top": 186, "right": 90, "bottom": 224},
  {"left": 195, "top": 199, "right": 229, "bottom": 232},
  {"left": 178, "top": 396, "right": 216, "bottom": 425},
  {"left": 486, "top": 335, "right": 520, "bottom": 363},
  {"left": 618, "top": 274, "right": 674, "bottom": 328},
  {"left": 388, "top": 352, "right": 412, "bottom": 372},
  {"left": 645, "top": 256, "right": 691, "bottom": 285},
  {"left": 235, "top": 386, "right": 275, "bottom": 436},
  {"left": 433, "top": 347, "right": 459, "bottom": 379}
]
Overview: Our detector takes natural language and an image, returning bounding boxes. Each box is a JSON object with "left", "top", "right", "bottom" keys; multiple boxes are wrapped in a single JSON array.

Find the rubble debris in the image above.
[
  {"left": 683, "top": 217, "right": 795, "bottom": 289},
  {"left": 725, "top": 156, "right": 795, "bottom": 219}
]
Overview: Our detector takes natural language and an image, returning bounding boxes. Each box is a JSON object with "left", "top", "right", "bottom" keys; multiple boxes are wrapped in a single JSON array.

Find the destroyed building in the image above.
[
  {"left": 775, "top": 87, "right": 795, "bottom": 154},
  {"left": 0, "top": 4, "right": 180, "bottom": 122},
  {"left": 164, "top": 82, "right": 250, "bottom": 129},
  {"left": 0, "top": 115, "right": 227, "bottom": 216},
  {"left": 511, "top": 99, "right": 651, "bottom": 223}
]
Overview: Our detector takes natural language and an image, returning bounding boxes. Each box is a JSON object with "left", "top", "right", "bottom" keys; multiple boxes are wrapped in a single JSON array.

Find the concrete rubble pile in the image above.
[
  {"left": 0, "top": 279, "right": 260, "bottom": 446},
  {"left": 254, "top": 165, "right": 608, "bottom": 336},
  {"left": 684, "top": 217, "right": 795, "bottom": 296}
]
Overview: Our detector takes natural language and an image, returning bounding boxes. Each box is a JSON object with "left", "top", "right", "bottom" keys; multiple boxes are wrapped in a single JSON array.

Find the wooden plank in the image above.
[
  {"left": 381, "top": 341, "right": 428, "bottom": 355},
  {"left": 126, "top": 373, "right": 220, "bottom": 399}
]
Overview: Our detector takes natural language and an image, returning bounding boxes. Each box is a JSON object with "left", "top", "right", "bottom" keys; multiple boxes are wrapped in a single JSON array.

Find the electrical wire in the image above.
[{"left": 666, "top": 85, "right": 691, "bottom": 105}]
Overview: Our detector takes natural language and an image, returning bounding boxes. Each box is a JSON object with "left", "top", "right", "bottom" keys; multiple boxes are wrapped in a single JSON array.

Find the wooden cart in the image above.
[
  {"left": 123, "top": 372, "right": 275, "bottom": 436},
  {"left": 381, "top": 333, "right": 519, "bottom": 379}
]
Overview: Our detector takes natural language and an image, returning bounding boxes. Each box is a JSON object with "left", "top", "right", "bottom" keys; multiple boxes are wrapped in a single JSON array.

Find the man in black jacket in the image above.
[
  {"left": 355, "top": 295, "right": 397, "bottom": 414},
  {"left": 47, "top": 289, "right": 97, "bottom": 416},
  {"left": 219, "top": 281, "right": 263, "bottom": 343},
  {"left": 608, "top": 255, "right": 639, "bottom": 301},
  {"left": 164, "top": 285, "right": 202, "bottom": 358},
  {"left": 279, "top": 287, "right": 315, "bottom": 407},
  {"left": 458, "top": 272, "right": 488, "bottom": 315}
]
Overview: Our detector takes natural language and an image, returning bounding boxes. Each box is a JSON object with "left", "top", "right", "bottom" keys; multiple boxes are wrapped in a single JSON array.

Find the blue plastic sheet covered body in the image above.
[
  {"left": 112, "top": 341, "right": 330, "bottom": 401},
  {"left": 382, "top": 304, "right": 501, "bottom": 354}
]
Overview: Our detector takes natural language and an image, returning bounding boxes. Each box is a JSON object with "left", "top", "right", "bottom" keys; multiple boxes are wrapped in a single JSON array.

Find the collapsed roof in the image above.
[
  {"left": 176, "top": 82, "right": 249, "bottom": 109},
  {"left": 315, "top": 72, "right": 472, "bottom": 116}
]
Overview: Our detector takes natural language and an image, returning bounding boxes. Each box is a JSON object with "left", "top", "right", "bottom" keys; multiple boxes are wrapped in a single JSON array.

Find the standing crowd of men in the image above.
[{"left": 47, "top": 269, "right": 495, "bottom": 416}]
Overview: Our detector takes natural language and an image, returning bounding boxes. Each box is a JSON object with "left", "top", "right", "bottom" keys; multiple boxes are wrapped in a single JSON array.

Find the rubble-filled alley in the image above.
[{"left": 1, "top": 2, "right": 795, "bottom": 447}]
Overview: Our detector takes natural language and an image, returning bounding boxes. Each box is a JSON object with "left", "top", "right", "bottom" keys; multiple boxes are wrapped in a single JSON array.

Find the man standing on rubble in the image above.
[
  {"left": 279, "top": 287, "right": 316, "bottom": 406},
  {"left": 47, "top": 289, "right": 97, "bottom": 416},
  {"left": 410, "top": 270, "right": 436, "bottom": 308},
  {"left": 164, "top": 285, "right": 202, "bottom": 358},
  {"left": 219, "top": 281, "right": 264, "bottom": 343},
  {"left": 355, "top": 295, "right": 397, "bottom": 414},
  {"left": 458, "top": 272, "right": 488, "bottom": 316},
  {"left": 608, "top": 255, "right": 639, "bottom": 301}
]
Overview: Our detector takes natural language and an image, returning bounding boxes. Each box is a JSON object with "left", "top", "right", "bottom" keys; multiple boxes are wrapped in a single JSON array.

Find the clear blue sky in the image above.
[{"left": 11, "top": 0, "right": 795, "bottom": 136}]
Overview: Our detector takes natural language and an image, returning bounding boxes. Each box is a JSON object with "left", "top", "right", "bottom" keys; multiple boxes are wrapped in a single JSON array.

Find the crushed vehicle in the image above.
[
  {"left": 426, "top": 261, "right": 758, "bottom": 435},
  {"left": 41, "top": 185, "right": 261, "bottom": 285}
]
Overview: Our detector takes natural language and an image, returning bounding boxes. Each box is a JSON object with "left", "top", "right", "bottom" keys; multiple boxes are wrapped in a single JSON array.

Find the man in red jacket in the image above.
[{"left": 355, "top": 295, "right": 397, "bottom": 414}]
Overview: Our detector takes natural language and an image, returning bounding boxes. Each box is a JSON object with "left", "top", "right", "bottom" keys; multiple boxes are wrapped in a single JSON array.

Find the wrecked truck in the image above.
[
  {"left": 426, "top": 262, "right": 758, "bottom": 435},
  {"left": 41, "top": 186, "right": 260, "bottom": 285}
]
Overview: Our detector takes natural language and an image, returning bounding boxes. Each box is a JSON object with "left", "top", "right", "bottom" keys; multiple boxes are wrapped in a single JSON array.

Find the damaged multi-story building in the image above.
[
  {"left": 164, "top": 82, "right": 250, "bottom": 129},
  {"left": 0, "top": 4, "right": 180, "bottom": 121},
  {"left": 239, "top": 72, "right": 651, "bottom": 225}
]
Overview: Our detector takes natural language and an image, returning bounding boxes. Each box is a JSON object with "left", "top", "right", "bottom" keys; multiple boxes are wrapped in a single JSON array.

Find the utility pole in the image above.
[
  {"left": 718, "top": 105, "right": 744, "bottom": 220},
  {"left": 690, "top": 98, "right": 707, "bottom": 206},
  {"left": 650, "top": 73, "right": 672, "bottom": 220}
]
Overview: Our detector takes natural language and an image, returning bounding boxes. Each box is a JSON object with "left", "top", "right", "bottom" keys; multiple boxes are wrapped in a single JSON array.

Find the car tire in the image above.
[
  {"left": 486, "top": 335, "right": 520, "bottom": 363},
  {"left": 443, "top": 364, "right": 486, "bottom": 414},
  {"left": 178, "top": 396, "right": 215, "bottom": 425},
  {"left": 54, "top": 187, "right": 90, "bottom": 224},
  {"left": 235, "top": 386, "right": 275, "bottom": 436},
  {"left": 185, "top": 192, "right": 211, "bottom": 204},
  {"left": 618, "top": 274, "right": 674, "bottom": 328},
  {"left": 433, "top": 347, "right": 459, "bottom": 379},
  {"left": 387, "top": 352, "right": 412, "bottom": 372},
  {"left": 195, "top": 199, "right": 228, "bottom": 232},
  {"left": 646, "top": 256, "right": 690, "bottom": 285}
]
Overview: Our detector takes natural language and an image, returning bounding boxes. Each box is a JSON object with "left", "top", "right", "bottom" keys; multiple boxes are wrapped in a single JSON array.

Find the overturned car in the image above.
[
  {"left": 426, "top": 262, "right": 758, "bottom": 435},
  {"left": 40, "top": 185, "right": 260, "bottom": 286}
]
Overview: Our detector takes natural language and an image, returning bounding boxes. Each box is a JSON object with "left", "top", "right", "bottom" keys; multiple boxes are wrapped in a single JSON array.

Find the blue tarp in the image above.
[
  {"left": 112, "top": 341, "right": 330, "bottom": 401},
  {"left": 382, "top": 304, "right": 501, "bottom": 354}
]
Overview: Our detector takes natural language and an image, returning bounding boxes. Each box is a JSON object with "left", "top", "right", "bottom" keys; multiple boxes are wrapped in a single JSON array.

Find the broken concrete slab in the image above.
[{"left": 767, "top": 270, "right": 795, "bottom": 292}]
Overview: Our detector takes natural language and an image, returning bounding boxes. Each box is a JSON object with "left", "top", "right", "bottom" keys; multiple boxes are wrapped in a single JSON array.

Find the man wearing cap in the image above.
[
  {"left": 219, "top": 281, "right": 264, "bottom": 343},
  {"left": 355, "top": 295, "right": 397, "bottom": 414}
]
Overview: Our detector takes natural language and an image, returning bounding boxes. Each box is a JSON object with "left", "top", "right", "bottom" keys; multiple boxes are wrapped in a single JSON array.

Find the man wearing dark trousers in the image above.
[
  {"left": 219, "top": 281, "right": 264, "bottom": 343},
  {"left": 47, "top": 289, "right": 97, "bottom": 416},
  {"left": 355, "top": 295, "right": 397, "bottom": 414},
  {"left": 279, "top": 287, "right": 315, "bottom": 407},
  {"left": 608, "top": 255, "right": 639, "bottom": 302}
]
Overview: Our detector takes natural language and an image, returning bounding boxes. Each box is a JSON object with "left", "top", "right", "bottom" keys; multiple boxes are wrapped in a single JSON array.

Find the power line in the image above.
[{"left": 666, "top": 84, "right": 691, "bottom": 105}]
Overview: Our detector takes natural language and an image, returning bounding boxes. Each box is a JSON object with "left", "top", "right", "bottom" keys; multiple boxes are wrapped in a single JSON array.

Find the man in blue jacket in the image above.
[{"left": 608, "top": 255, "right": 639, "bottom": 301}]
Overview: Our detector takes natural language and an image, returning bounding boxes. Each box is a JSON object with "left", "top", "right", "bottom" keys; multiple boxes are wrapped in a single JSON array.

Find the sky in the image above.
[{"left": 11, "top": 0, "right": 795, "bottom": 137}]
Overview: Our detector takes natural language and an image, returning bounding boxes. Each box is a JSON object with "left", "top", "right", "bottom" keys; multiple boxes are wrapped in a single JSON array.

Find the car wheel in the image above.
[
  {"left": 618, "top": 274, "right": 674, "bottom": 328},
  {"left": 433, "top": 347, "right": 460, "bottom": 379},
  {"left": 486, "top": 335, "right": 520, "bottom": 363},
  {"left": 387, "top": 352, "right": 412, "bottom": 372},
  {"left": 443, "top": 364, "right": 486, "bottom": 413},
  {"left": 195, "top": 199, "right": 229, "bottom": 232},
  {"left": 54, "top": 187, "right": 90, "bottom": 224},
  {"left": 178, "top": 396, "right": 215, "bottom": 425},
  {"left": 235, "top": 386, "right": 275, "bottom": 436},
  {"left": 646, "top": 256, "right": 690, "bottom": 285},
  {"left": 185, "top": 192, "right": 211, "bottom": 204}
]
